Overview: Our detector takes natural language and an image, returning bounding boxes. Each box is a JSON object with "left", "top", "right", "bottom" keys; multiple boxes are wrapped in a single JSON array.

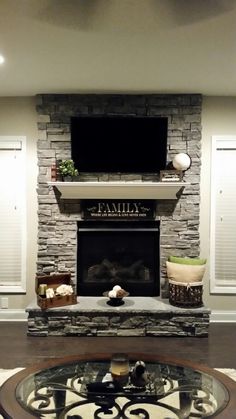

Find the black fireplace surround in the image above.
[{"left": 77, "top": 220, "right": 160, "bottom": 297}]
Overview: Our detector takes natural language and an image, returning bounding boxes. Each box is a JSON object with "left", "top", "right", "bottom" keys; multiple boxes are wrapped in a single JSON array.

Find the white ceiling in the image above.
[{"left": 1, "top": 0, "right": 236, "bottom": 97}]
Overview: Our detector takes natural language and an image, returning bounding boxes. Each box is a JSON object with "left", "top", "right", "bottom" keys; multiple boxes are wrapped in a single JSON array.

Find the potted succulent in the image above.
[{"left": 58, "top": 159, "right": 78, "bottom": 181}]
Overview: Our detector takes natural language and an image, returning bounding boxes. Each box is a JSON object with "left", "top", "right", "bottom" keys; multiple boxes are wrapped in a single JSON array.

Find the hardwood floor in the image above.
[{"left": 0, "top": 322, "right": 235, "bottom": 369}]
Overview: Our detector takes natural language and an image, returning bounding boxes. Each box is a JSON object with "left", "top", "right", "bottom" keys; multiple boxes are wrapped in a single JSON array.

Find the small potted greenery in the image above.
[{"left": 58, "top": 159, "right": 78, "bottom": 181}]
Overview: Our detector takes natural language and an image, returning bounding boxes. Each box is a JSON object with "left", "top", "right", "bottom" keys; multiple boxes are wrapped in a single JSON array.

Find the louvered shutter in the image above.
[
  {"left": 210, "top": 137, "right": 236, "bottom": 293},
  {"left": 0, "top": 137, "right": 26, "bottom": 292}
]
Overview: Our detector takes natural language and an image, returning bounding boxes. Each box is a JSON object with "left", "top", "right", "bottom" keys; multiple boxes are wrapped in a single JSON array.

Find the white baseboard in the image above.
[
  {"left": 0, "top": 309, "right": 27, "bottom": 321},
  {"left": 1, "top": 309, "right": 236, "bottom": 323},
  {"left": 210, "top": 310, "right": 236, "bottom": 322}
]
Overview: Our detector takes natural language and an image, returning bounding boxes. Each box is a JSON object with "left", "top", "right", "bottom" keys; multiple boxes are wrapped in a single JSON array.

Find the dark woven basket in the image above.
[{"left": 169, "top": 281, "right": 203, "bottom": 308}]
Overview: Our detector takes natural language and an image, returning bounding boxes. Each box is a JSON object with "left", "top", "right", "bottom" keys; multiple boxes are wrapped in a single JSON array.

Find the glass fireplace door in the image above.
[{"left": 77, "top": 221, "right": 160, "bottom": 296}]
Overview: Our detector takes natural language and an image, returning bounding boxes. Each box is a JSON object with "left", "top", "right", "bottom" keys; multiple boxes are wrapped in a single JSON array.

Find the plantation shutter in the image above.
[
  {"left": 0, "top": 137, "right": 26, "bottom": 292},
  {"left": 210, "top": 137, "right": 236, "bottom": 293}
]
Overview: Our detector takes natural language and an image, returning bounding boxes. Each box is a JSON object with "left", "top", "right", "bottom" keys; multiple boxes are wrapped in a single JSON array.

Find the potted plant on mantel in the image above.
[{"left": 58, "top": 159, "right": 78, "bottom": 181}]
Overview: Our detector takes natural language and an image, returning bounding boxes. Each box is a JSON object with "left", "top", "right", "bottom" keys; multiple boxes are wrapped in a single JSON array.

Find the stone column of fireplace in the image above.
[{"left": 36, "top": 94, "right": 202, "bottom": 298}]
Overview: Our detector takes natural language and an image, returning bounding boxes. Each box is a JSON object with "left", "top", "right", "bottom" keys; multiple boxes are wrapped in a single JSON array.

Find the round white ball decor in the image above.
[
  {"left": 172, "top": 153, "right": 191, "bottom": 171},
  {"left": 113, "top": 285, "right": 121, "bottom": 292}
]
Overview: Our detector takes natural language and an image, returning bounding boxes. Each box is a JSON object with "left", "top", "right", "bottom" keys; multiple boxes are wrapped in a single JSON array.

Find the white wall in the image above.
[
  {"left": 0, "top": 97, "right": 38, "bottom": 310},
  {"left": 1, "top": 96, "right": 236, "bottom": 314},
  {"left": 201, "top": 96, "right": 236, "bottom": 310}
]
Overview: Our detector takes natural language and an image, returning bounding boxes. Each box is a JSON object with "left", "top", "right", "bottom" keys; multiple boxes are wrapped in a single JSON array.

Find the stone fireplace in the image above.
[
  {"left": 26, "top": 93, "right": 211, "bottom": 337},
  {"left": 36, "top": 93, "right": 202, "bottom": 295}
]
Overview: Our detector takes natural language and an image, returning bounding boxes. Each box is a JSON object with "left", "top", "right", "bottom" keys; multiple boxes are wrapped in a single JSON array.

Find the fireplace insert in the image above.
[{"left": 77, "top": 220, "right": 160, "bottom": 297}]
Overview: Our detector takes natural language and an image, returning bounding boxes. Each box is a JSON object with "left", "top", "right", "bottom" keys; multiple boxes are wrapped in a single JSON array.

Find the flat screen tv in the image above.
[{"left": 71, "top": 115, "right": 168, "bottom": 173}]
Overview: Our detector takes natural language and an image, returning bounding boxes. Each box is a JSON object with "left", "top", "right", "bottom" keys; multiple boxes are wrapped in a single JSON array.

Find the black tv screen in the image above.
[{"left": 71, "top": 116, "right": 168, "bottom": 173}]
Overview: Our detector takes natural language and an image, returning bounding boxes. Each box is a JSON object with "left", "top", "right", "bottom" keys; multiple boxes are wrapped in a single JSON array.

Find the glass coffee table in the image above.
[{"left": 0, "top": 353, "right": 236, "bottom": 418}]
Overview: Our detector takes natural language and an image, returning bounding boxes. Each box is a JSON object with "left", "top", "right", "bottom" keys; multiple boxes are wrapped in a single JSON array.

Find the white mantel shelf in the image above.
[{"left": 48, "top": 181, "right": 188, "bottom": 200}]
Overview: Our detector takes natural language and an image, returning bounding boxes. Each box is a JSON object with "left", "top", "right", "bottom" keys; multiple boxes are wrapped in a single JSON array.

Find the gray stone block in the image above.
[{"left": 117, "top": 329, "right": 145, "bottom": 336}]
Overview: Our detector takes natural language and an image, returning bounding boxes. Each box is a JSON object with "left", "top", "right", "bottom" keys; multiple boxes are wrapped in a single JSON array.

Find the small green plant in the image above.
[{"left": 58, "top": 159, "right": 78, "bottom": 178}]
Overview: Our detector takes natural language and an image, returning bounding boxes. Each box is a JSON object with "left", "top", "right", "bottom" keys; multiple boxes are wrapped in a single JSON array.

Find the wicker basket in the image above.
[{"left": 169, "top": 280, "right": 203, "bottom": 308}]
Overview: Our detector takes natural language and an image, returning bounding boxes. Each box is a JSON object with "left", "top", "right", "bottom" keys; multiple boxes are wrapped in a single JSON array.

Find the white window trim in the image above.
[
  {"left": 0, "top": 136, "right": 26, "bottom": 293},
  {"left": 210, "top": 135, "right": 236, "bottom": 294}
]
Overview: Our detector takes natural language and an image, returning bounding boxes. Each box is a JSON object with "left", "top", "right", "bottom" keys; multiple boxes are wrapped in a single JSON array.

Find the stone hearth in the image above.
[{"left": 26, "top": 297, "right": 210, "bottom": 337}]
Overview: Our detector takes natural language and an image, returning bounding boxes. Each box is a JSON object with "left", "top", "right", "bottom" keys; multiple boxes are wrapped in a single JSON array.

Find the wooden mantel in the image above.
[{"left": 48, "top": 181, "right": 188, "bottom": 200}]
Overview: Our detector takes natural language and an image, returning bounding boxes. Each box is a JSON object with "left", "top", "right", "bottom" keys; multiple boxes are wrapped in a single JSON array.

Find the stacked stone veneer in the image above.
[
  {"left": 36, "top": 94, "right": 202, "bottom": 292},
  {"left": 27, "top": 297, "right": 210, "bottom": 337},
  {"left": 29, "top": 93, "right": 206, "bottom": 336}
]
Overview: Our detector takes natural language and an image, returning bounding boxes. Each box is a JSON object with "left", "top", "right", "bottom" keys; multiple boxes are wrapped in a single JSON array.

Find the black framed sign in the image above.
[{"left": 81, "top": 200, "right": 155, "bottom": 220}]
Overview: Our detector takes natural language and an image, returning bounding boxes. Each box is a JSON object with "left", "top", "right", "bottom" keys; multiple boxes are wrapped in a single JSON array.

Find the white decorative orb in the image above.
[
  {"left": 172, "top": 153, "right": 191, "bottom": 171},
  {"left": 113, "top": 285, "right": 121, "bottom": 292},
  {"left": 108, "top": 290, "right": 117, "bottom": 298}
]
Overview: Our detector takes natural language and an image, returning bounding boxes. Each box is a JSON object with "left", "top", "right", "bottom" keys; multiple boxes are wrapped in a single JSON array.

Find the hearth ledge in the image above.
[{"left": 26, "top": 297, "right": 211, "bottom": 337}]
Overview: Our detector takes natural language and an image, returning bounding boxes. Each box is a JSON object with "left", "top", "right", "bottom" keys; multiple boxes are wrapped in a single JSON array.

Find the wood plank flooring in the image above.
[{"left": 0, "top": 322, "right": 235, "bottom": 369}]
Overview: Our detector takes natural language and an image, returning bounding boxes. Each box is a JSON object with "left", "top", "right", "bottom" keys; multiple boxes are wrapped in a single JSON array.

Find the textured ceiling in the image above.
[{"left": 0, "top": 0, "right": 236, "bottom": 96}]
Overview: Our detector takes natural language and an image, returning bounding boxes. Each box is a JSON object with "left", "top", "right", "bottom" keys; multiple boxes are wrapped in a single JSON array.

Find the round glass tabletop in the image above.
[{"left": 1, "top": 353, "right": 235, "bottom": 419}]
